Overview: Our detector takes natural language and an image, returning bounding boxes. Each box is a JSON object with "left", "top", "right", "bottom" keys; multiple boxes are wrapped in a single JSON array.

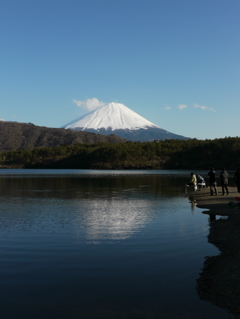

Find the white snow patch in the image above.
[{"left": 64, "top": 102, "right": 160, "bottom": 131}]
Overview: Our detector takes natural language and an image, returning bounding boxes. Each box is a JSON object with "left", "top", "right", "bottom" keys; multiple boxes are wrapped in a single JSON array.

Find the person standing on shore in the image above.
[
  {"left": 220, "top": 168, "right": 229, "bottom": 195},
  {"left": 234, "top": 167, "right": 240, "bottom": 193},
  {"left": 186, "top": 172, "right": 197, "bottom": 191},
  {"left": 208, "top": 167, "right": 218, "bottom": 196}
]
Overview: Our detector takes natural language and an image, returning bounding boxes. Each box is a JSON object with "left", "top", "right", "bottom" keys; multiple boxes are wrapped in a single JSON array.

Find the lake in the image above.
[{"left": 0, "top": 169, "right": 235, "bottom": 318}]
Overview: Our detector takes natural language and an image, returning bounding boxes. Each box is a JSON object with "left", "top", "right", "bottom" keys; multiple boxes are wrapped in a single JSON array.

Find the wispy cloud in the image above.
[
  {"left": 194, "top": 103, "right": 216, "bottom": 112},
  {"left": 0, "top": 118, "right": 5, "bottom": 121},
  {"left": 73, "top": 98, "right": 106, "bottom": 111},
  {"left": 164, "top": 105, "right": 171, "bottom": 110},
  {"left": 178, "top": 104, "right": 188, "bottom": 110}
]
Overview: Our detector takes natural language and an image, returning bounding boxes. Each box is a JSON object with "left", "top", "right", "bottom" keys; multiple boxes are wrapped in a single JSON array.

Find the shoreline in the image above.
[{"left": 191, "top": 187, "right": 240, "bottom": 317}]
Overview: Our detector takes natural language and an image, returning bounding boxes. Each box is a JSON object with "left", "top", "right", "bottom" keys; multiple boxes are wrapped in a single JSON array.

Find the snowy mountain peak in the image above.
[
  {"left": 64, "top": 102, "right": 160, "bottom": 131},
  {"left": 63, "top": 101, "right": 189, "bottom": 141}
]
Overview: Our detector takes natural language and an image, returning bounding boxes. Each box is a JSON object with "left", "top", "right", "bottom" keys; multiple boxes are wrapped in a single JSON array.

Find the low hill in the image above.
[{"left": 0, "top": 121, "right": 125, "bottom": 152}]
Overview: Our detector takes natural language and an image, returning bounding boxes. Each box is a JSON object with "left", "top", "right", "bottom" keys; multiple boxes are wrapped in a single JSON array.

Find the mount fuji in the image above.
[{"left": 63, "top": 102, "right": 189, "bottom": 141}]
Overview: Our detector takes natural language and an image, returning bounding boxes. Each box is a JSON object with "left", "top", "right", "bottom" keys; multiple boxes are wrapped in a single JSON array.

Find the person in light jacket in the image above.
[
  {"left": 220, "top": 168, "right": 229, "bottom": 195},
  {"left": 186, "top": 172, "right": 197, "bottom": 191}
]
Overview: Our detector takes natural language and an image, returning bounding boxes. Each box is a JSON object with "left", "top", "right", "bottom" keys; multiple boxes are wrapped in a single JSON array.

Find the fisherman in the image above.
[{"left": 186, "top": 172, "right": 197, "bottom": 191}]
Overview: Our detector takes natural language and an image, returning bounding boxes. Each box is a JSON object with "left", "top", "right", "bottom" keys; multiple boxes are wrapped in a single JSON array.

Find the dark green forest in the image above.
[{"left": 1, "top": 137, "right": 240, "bottom": 169}]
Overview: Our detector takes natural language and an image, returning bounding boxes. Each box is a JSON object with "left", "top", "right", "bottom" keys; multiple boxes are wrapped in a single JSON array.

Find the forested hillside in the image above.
[
  {"left": 0, "top": 137, "right": 240, "bottom": 169},
  {"left": 0, "top": 121, "right": 125, "bottom": 152}
]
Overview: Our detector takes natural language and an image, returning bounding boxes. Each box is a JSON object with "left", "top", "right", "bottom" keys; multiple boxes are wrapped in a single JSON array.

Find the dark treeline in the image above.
[{"left": 0, "top": 137, "right": 240, "bottom": 169}]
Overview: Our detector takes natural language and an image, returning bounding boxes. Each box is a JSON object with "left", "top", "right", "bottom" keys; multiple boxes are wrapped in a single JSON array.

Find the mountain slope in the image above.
[
  {"left": 63, "top": 102, "right": 189, "bottom": 141},
  {"left": 64, "top": 102, "right": 159, "bottom": 131},
  {"left": 0, "top": 121, "right": 125, "bottom": 152}
]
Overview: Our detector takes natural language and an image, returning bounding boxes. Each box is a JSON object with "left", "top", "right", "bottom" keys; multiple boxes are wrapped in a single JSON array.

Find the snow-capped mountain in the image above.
[{"left": 63, "top": 102, "right": 189, "bottom": 141}]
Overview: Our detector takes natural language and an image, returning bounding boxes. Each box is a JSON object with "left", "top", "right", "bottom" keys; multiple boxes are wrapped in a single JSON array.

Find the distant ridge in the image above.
[
  {"left": 63, "top": 102, "right": 189, "bottom": 141},
  {"left": 0, "top": 121, "right": 125, "bottom": 152}
]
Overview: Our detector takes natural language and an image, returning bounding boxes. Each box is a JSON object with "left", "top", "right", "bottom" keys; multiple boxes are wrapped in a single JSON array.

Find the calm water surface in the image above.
[{"left": 0, "top": 169, "right": 235, "bottom": 318}]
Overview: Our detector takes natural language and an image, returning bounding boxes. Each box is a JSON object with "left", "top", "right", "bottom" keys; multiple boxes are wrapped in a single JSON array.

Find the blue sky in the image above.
[{"left": 1, "top": 0, "right": 239, "bottom": 140}]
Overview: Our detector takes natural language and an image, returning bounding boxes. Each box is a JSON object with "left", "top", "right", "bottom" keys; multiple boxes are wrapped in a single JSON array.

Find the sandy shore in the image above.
[{"left": 190, "top": 186, "right": 240, "bottom": 317}]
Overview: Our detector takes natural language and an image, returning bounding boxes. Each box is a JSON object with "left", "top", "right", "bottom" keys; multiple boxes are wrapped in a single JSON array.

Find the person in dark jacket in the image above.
[
  {"left": 234, "top": 167, "right": 240, "bottom": 193},
  {"left": 220, "top": 168, "right": 229, "bottom": 195},
  {"left": 208, "top": 167, "right": 218, "bottom": 196}
]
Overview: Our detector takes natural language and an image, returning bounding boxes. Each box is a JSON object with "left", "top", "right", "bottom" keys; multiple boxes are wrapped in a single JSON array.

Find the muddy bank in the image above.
[{"left": 191, "top": 187, "right": 240, "bottom": 317}]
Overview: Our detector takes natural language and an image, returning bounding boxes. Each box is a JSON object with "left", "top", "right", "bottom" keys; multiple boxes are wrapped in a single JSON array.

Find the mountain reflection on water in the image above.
[
  {"left": 0, "top": 173, "right": 183, "bottom": 240},
  {"left": 77, "top": 198, "right": 150, "bottom": 241},
  {"left": 0, "top": 170, "right": 234, "bottom": 319}
]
